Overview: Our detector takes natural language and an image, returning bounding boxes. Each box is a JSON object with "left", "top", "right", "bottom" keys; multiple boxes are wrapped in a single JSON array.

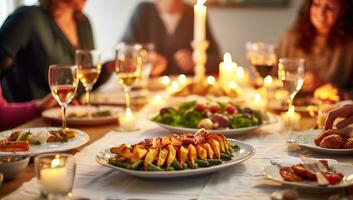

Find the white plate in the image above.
[
  {"left": 287, "top": 130, "right": 353, "bottom": 155},
  {"left": 42, "top": 105, "right": 122, "bottom": 126},
  {"left": 96, "top": 139, "right": 255, "bottom": 178},
  {"left": 263, "top": 163, "right": 353, "bottom": 190},
  {"left": 0, "top": 127, "right": 89, "bottom": 156},
  {"left": 152, "top": 113, "right": 278, "bottom": 136}
]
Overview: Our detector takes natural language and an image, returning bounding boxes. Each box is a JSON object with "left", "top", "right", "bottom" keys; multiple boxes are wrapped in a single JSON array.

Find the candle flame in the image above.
[
  {"left": 207, "top": 76, "right": 216, "bottom": 85},
  {"left": 223, "top": 52, "right": 232, "bottom": 63},
  {"left": 255, "top": 94, "right": 262, "bottom": 102},
  {"left": 236, "top": 66, "right": 244, "bottom": 78},
  {"left": 161, "top": 76, "right": 170, "bottom": 85},
  {"left": 155, "top": 94, "right": 161, "bottom": 102},
  {"left": 125, "top": 107, "right": 133, "bottom": 117},
  {"left": 171, "top": 81, "right": 180, "bottom": 90},
  {"left": 51, "top": 158, "right": 61, "bottom": 168},
  {"left": 264, "top": 75, "right": 272, "bottom": 86},
  {"left": 197, "top": 0, "right": 206, "bottom": 6},
  {"left": 178, "top": 74, "right": 187, "bottom": 84},
  {"left": 228, "top": 81, "right": 237, "bottom": 89},
  {"left": 288, "top": 105, "right": 295, "bottom": 115}
]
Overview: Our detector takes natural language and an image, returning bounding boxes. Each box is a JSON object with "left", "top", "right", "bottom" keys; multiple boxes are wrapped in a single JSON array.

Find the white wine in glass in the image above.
[
  {"left": 48, "top": 65, "right": 78, "bottom": 130},
  {"left": 76, "top": 50, "right": 101, "bottom": 116},
  {"left": 115, "top": 44, "right": 142, "bottom": 110},
  {"left": 278, "top": 58, "right": 305, "bottom": 109}
]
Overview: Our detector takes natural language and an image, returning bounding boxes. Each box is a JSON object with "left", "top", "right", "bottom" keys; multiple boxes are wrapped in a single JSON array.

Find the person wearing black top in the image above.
[
  {"left": 0, "top": 0, "right": 95, "bottom": 102},
  {"left": 121, "top": 0, "right": 221, "bottom": 76}
]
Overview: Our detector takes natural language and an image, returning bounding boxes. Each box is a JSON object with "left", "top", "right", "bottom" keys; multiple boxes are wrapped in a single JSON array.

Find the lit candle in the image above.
[
  {"left": 250, "top": 93, "right": 267, "bottom": 113},
  {"left": 264, "top": 75, "right": 272, "bottom": 87},
  {"left": 40, "top": 158, "right": 70, "bottom": 193},
  {"left": 219, "top": 53, "right": 237, "bottom": 91},
  {"left": 161, "top": 76, "right": 170, "bottom": 86},
  {"left": 178, "top": 74, "right": 188, "bottom": 86},
  {"left": 281, "top": 106, "right": 301, "bottom": 130},
  {"left": 119, "top": 108, "right": 137, "bottom": 130},
  {"left": 151, "top": 94, "right": 166, "bottom": 109},
  {"left": 194, "top": 0, "right": 207, "bottom": 42},
  {"left": 235, "top": 66, "right": 249, "bottom": 87},
  {"left": 207, "top": 75, "right": 216, "bottom": 85}
]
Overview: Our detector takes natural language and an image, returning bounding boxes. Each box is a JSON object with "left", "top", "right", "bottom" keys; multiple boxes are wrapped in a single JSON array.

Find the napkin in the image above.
[{"left": 270, "top": 156, "right": 337, "bottom": 167}]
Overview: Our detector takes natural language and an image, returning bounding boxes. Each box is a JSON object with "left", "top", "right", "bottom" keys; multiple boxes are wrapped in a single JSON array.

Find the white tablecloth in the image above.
[{"left": 4, "top": 107, "right": 353, "bottom": 200}]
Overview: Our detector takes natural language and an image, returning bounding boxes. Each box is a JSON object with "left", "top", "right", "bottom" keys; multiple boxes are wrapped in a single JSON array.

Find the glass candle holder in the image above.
[{"left": 35, "top": 154, "right": 76, "bottom": 199}]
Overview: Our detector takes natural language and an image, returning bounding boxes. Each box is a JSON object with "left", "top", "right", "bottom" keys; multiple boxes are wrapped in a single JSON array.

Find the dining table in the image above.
[{"left": 1, "top": 97, "right": 353, "bottom": 200}]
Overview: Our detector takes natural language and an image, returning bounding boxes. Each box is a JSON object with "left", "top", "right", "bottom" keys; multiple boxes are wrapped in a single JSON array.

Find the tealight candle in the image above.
[
  {"left": 219, "top": 53, "right": 237, "bottom": 91},
  {"left": 40, "top": 158, "right": 69, "bottom": 193},
  {"left": 264, "top": 75, "right": 272, "bottom": 87},
  {"left": 281, "top": 106, "right": 301, "bottom": 130},
  {"left": 119, "top": 108, "right": 137, "bottom": 130},
  {"left": 167, "top": 80, "right": 182, "bottom": 94},
  {"left": 161, "top": 76, "right": 170, "bottom": 86},
  {"left": 151, "top": 94, "right": 166, "bottom": 110},
  {"left": 250, "top": 93, "right": 267, "bottom": 113},
  {"left": 207, "top": 76, "right": 216, "bottom": 85}
]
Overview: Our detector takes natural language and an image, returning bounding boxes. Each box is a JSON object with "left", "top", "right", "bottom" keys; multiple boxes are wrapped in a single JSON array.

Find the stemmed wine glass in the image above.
[
  {"left": 278, "top": 58, "right": 305, "bottom": 112},
  {"left": 48, "top": 65, "right": 78, "bottom": 130},
  {"left": 246, "top": 42, "right": 276, "bottom": 85},
  {"left": 115, "top": 43, "right": 142, "bottom": 111},
  {"left": 75, "top": 50, "right": 102, "bottom": 117}
]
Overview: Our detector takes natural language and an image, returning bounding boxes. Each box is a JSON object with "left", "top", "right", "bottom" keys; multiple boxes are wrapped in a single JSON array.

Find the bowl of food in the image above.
[{"left": 0, "top": 155, "right": 30, "bottom": 180}]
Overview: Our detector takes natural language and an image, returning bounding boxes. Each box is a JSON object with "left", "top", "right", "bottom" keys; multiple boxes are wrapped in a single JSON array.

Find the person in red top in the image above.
[{"left": 0, "top": 87, "right": 56, "bottom": 131}]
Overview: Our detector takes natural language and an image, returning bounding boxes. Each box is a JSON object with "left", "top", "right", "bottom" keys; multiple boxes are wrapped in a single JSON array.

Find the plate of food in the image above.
[
  {"left": 287, "top": 129, "right": 353, "bottom": 155},
  {"left": 42, "top": 105, "right": 122, "bottom": 126},
  {"left": 0, "top": 127, "right": 89, "bottom": 156},
  {"left": 264, "top": 159, "right": 353, "bottom": 190},
  {"left": 151, "top": 100, "right": 277, "bottom": 135},
  {"left": 96, "top": 129, "right": 255, "bottom": 178}
]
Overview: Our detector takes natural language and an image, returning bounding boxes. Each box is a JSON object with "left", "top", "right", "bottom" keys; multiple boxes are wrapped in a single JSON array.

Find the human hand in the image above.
[
  {"left": 324, "top": 104, "right": 353, "bottom": 130},
  {"left": 150, "top": 52, "right": 167, "bottom": 76},
  {"left": 174, "top": 49, "right": 194, "bottom": 73},
  {"left": 302, "top": 72, "right": 323, "bottom": 93},
  {"left": 35, "top": 94, "right": 57, "bottom": 113}
]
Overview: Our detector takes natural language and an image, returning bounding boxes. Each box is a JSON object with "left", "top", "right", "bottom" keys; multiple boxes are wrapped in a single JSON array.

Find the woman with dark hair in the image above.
[
  {"left": 0, "top": 0, "right": 94, "bottom": 102},
  {"left": 0, "top": 0, "right": 93, "bottom": 130},
  {"left": 276, "top": 0, "right": 353, "bottom": 94}
]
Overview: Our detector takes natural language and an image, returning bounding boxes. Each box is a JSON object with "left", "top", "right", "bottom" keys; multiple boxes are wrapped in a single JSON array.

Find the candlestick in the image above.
[
  {"left": 281, "top": 106, "right": 301, "bottom": 130},
  {"left": 194, "top": 0, "right": 207, "bottom": 42},
  {"left": 219, "top": 53, "right": 237, "bottom": 92},
  {"left": 192, "top": 40, "right": 209, "bottom": 82},
  {"left": 118, "top": 108, "right": 137, "bottom": 131}
]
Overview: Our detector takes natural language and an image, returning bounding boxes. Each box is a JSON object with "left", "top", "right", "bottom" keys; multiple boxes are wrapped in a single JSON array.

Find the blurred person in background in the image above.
[
  {"left": 120, "top": 0, "right": 221, "bottom": 76},
  {"left": 0, "top": 0, "right": 95, "bottom": 102},
  {"left": 276, "top": 0, "right": 353, "bottom": 95}
]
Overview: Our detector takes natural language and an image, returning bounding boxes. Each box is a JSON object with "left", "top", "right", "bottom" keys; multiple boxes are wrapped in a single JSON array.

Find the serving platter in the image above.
[
  {"left": 263, "top": 163, "right": 353, "bottom": 190},
  {"left": 287, "top": 129, "right": 353, "bottom": 155},
  {"left": 96, "top": 139, "right": 255, "bottom": 178},
  {"left": 0, "top": 127, "right": 89, "bottom": 156},
  {"left": 42, "top": 105, "right": 122, "bottom": 126}
]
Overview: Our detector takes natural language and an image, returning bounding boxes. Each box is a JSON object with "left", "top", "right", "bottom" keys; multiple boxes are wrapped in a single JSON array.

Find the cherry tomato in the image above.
[
  {"left": 209, "top": 104, "right": 220, "bottom": 113},
  {"left": 195, "top": 103, "right": 206, "bottom": 112},
  {"left": 225, "top": 105, "right": 236, "bottom": 114}
]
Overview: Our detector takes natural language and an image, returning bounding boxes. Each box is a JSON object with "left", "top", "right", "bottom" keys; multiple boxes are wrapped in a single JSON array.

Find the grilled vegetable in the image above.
[
  {"left": 208, "top": 138, "right": 221, "bottom": 159},
  {"left": 157, "top": 148, "right": 168, "bottom": 167},
  {"left": 188, "top": 144, "right": 197, "bottom": 169},
  {"left": 196, "top": 145, "right": 207, "bottom": 160},
  {"left": 144, "top": 148, "right": 159, "bottom": 168},
  {"left": 207, "top": 159, "right": 222, "bottom": 165},
  {"left": 147, "top": 163, "right": 164, "bottom": 171},
  {"left": 131, "top": 159, "right": 143, "bottom": 170},
  {"left": 130, "top": 145, "right": 148, "bottom": 164},
  {"left": 220, "top": 153, "right": 232, "bottom": 161},
  {"left": 166, "top": 144, "right": 176, "bottom": 169},
  {"left": 202, "top": 143, "right": 214, "bottom": 159},
  {"left": 177, "top": 146, "right": 189, "bottom": 168},
  {"left": 196, "top": 159, "right": 210, "bottom": 167},
  {"left": 172, "top": 159, "right": 183, "bottom": 170}
]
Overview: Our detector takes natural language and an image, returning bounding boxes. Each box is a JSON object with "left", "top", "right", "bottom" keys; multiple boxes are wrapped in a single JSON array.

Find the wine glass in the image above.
[
  {"left": 48, "top": 65, "right": 78, "bottom": 130},
  {"left": 75, "top": 50, "right": 102, "bottom": 117},
  {"left": 246, "top": 42, "right": 276, "bottom": 84},
  {"left": 115, "top": 43, "right": 142, "bottom": 111},
  {"left": 278, "top": 58, "right": 305, "bottom": 111}
]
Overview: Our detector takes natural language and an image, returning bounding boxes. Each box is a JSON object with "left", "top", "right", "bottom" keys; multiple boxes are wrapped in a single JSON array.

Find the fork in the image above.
[{"left": 300, "top": 156, "right": 329, "bottom": 186}]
